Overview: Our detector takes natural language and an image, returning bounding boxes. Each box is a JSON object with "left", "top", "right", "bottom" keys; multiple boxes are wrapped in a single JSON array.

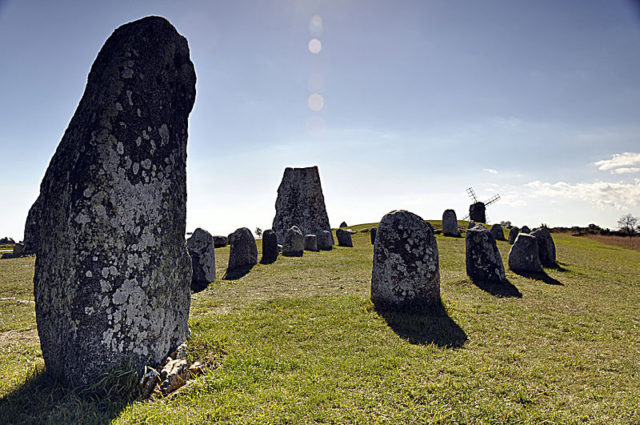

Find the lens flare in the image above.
[
  {"left": 309, "top": 15, "right": 323, "bottom": 37},
  {"left": 307, "top": 93, "right": 324, "bottom": 111},
  {"left": 308, "top": 38, "right": 322, "bottom": 54}
]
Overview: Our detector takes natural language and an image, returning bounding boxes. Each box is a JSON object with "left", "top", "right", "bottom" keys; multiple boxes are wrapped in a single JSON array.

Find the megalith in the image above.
[
  {"left": 272, "top": 166, "right": 332, "bottom": 243},
  {"left": 490, "top": 224, "right": 506, "bottom": 241},
  {"left": 228, "top": 228, "right": 258, "bottom": 270},
  {"left": 187, "top": 228, "right": 216, "bottom": 291},
  {"left": 508, "top": 233, "right": 542, "bottom": 273},
  {"left": 442, "top": 209, "right": 460, "bottom": 237},
  {"left": 213, "top": 235, "right": 228, "bottom": 248},
  {"left": 23, "top": 196, "right": 42, "bottom": 255},
  {"left": 521, "top": 226, "right": 531, "bottom": 234},
  {"left": 469, "top": 202, "right": 486, "bottom": 223},
  {"left": 336, "top": 228, "right": 353, "bottom": 247},
  {"left": 370, "top": 227, "right": 377, "bottom": 244},
  {"left": 304, "top": 234, "right": 318, "bottom": 252},
  {"left": 371, "top": 210, "right": 440, "bottom": 312},
  {"left": 32, "top": 16, "right": 195, "bottom": 388},
  {"left": 317, "top": 230, "right": 333, "bottom": 251},
  {"left": 508, "top": 227, "right": 519, "bottom": 245},
  {"left": 468, "top": 220, "right": 476, "bottom": 229},
  {"left": 465, "top": 225, "right": 506, "bottom": 282},
  {"left": 261, "top": 229, "right": 278, "bottom": 263},
  {"left": 339, "top": 221, "right": 348, "bottom": 228},
  {"left": 283, "top": 226, "right": 304, "bottom": 257},
  {"left": 530, "top": 228, "right": 556, "bottom": 267}
]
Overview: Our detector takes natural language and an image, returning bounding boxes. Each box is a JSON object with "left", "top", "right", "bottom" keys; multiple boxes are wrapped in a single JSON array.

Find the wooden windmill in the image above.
[{"left": 463, "top": 187, "right": 500, "bottom": 223}]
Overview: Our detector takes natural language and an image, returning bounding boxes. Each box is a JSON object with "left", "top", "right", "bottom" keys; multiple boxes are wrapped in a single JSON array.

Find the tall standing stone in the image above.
[
  {"left": 31, "top": 16, "right": 195, "bottom": 388},
  {"left": 228, "top": 228, "right": 258, "bottom": 270},
  {"left": 469, "top": 202, "right": 486, "bottom": 223},
  {"left": 370, "top": 227, "right": 377, "bottom": 244},
  {"left": 261, "top": 229, "right": 278, "bottom": 263},
  {"left": 283, "top": 226, "right": 304, "bottom": 257},
  {"left": 490, "top": 224, "right": 506, "bottom": 241},
  {"left": 272, "top": 166, "right": 332, "bottom": 243},
  {"left": 23, "top": 196, "right": 42, "bottom": 255},
  {"left": 508, "top": 227, "right": 519, "bottom": 245},
  {"left": 442, "top": 209, "right": 460, "bottom": 237},
  {"left": 466, "top": 225, "right": 506, "bottom": 282},
  {"left": 187, "top": 228, "right": 216, "bottom": 291},
  {"left": 508, "top": 234, "right": 542, "bottom": 273},
  {"left": 530, "top": 228, "right": 556, "bottom": 267},
  {"left": 317, "top": 230, "right": 333, "bottom": 251},
  {"left": 336, "top": 228, "right": 353, "bottom": 247},
  {"left": 371, "top": 210, "right": 440, "bottom": 312}
]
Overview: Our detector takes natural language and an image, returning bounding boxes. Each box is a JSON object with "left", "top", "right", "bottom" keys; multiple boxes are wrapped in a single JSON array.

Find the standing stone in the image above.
[
  {"left": 283, "top": 226, "right": 304, "bottom": 256},
  {"left": 12, "top": 243, "right": 25, "bottom": 257},
  {"left": 468, "top": 220, "right": 476, "bottom": 229},
  {"left": 442, "top": 209, "right": 460, "bottom": 237},
  {"left": 228, "top": 228, "right": 258, "bottom": 270},
  {"left": 336, "top": 228, "right": 353, "bottom": 247},
  {"left": 186, "top": 228, "right": 216, "bottom": 291},
  {"left": 317, "top": 230, "right": 333, "bottom": 251},
  {"left": 23, "top": 196, "right": 42, "bottom": 255},
  {"left": 465, "top": 225, "right": 506, "bottom": 282},
  {"left": 521, "top": 226, "right": 531, "bottom": 234},
  {"left": 272, "top": 166, "right": 332, "bottom": 243},
  {"left": 339, "top": 221, "right": 348, "bottom": 228},
  {"left": 371, "top": 210, "right": 440, "bottom": 312},
  {"left": 304, "top": 234, "right": 318, "bottom": 252},
  {"left": 530, "top": 228, "right": 556, "bottom": 267},
  {"left": 490, "top": 224, "right": 506, "bottom": 241},
  {"left": 261, "top": 229, "right": 278, "bottom": 262},
  {"left": 508, "top": 234, "right": 542, "bottom": 273},
  {"left": 469, "top": 202, "right": 486, "bottom": 223},
  {"left": 213, "top": 235, "right": 228, "bottom": 248},
  {"left": 31, "top": 16, "right": 196, "bottom": 388},
  {"left": 370, "top": 227, "right": 377, "bottom": 244},
  {"left": 508, "top": 227, "right": 519, "bottom": 245}
]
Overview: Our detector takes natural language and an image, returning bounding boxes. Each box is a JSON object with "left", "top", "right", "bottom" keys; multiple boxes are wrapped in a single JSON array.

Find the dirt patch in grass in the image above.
[{"left": 580, "top": 234, "right": 640, "bottom": 251}]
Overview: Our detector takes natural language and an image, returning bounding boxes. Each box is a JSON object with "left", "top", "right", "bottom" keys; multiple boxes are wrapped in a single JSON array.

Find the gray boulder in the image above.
[
  {"left": 304, "top": 234, "right": 318, "bottom": 252},
  {"left": 283, "top": 226, "right": 304, "bottom": 257},
  {"left": 465, "top": 225, "right": 506, "bottom": 282},
  {"left": 490, "top": 224, "right": 506, "bottom": 241},
  {"left": 370, "top": 227, "right": 377, "bottom": 244},
  {"left": 228, "top": 227, "right": 258, "bottom": 270},
  {"left": 530, "top": 228, "right": 556, "bottom": 267},
  {"left": 442, "top": 209, "right": 460, "bottom": 237},
  {"left": 508, "top": 234, "right": 542, "bottom": 273},
  {"left": 371, "top": 210, "right": 440, "bottom": 312},
  {"left": 272, "top": 166, "right": 332, "bottom": 244},
  {"left": 508, "top": 227, "right": 519, "bottom": 245},
  {"left": 212, "top": 235, "right": 228, "bottom": 248},
  {"left": 187, "top": 228, "right": 216, "bottom": 291},
  {"left": 336, "top": 228, "right": 353, "bottom": 247},
  {"left": 317, "top": 230, "right": 333, "bottom": 251},
  {"left": 261, "top": 229, "right": 278, "bottom": 263},
  {"left": 31, "top": 16, "right": 195, "bottom": 388}
]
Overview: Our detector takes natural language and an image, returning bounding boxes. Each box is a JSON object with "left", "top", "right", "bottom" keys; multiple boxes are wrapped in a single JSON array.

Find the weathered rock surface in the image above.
[
  {"left": 272, "top": 166, "right": 332, "bottom": 244},
  {"left": 508, "top": 234, "right": 542, "bottom": 272},
  {"left": 530, "top": 228, "right": 556, "bottom": 267},
  {"left": 336, "top": 228, "right": 353, "bottom": 247},
  {"left": 261, "top": 229, "right": 278, "bottom": 262},
  {"left": 370, "top": 227, "right": 377, "bottom": 244},
  {"left": 228, "top": 228, "right": 258, "bottom": 270},
  {"left": 186, "top": 228, "right": 216, "bottom": 291},
  {"left": 468, "top": 220, "right": 476, "bottom": 229},
  {"left": 371, "top": 210, "right": 440, "bottom": 312},
  {"left": 212, "top": 235, "right": 228, "bottom": 248},
  {"left": 442, "top": 209, "right": 460, "bottom": 237},
  {"left": 469, "top": 202, "right": 486, "bottom": 223},
  {"left": 304, "top": 234, "right": 318, "bottom": 252},
  {"left": 465, "top": 225, "right": 506, "bottom": 282},
  {"left": 23, "top": 196, "right": 42, "bottom": 255},
  {"left": 283, "top": 226, "right": 304, "bottom": 257},
  {"left": 521, "top": 226, "right": 531, "bottom": 234},
  {"left": 12, "top": 243, "right": 25, "bottom": 256},
  {"left": 508, "top": 227, "right": 519, "bottom": 244},
  {"left": 31, "top": 16, "right": 195, "bottom": 388},
  {"left": 490, "top": 224, "right": 506, "bottom": 241},
  {"left": 317, "top": 230, "right": 333, "bottom": 250}
]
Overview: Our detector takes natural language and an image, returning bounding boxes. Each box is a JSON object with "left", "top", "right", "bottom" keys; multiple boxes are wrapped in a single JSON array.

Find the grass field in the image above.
[{"left": 0, "top": 222, "right": 639, "bottom": 424}]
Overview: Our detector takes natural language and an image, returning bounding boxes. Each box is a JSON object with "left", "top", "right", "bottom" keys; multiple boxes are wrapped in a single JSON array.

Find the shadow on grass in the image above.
[
  {"left": 470, "top": 278, "right": 523, "bottom": 298},
  {"left": 0, "top": 368, "right": 131, "bottom": 425},
  {"left": 549, "top": 262, "right": 569, "bottom": 272},
  {"left": 512, "top": 270, "right": 564, "bottom": 286},
  {"left": 376, "top": 302, "right": 468, "bottom": 348},
  {"left": 223, "top": 265, "right": 254, "bottom": 280},
  {"left": 260, "top": 255, "right": 277, "bottom": 265}
]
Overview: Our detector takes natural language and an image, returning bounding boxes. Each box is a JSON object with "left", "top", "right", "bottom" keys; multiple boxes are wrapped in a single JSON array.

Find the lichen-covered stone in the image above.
[
  {"left": 32, "top": 16, "right": 195, "bottom": 388},
  {"left": 469, "top": 202, "right": 486, "bottom": 223},
  {"left": 465, "top": 225, "right": 506, "bottom": 282},
  {"left": 508, "top": 234, "right": 542, "bottom": 272},
  {"left": 304, "top": 234, "right": 318, "bottom": 252},
  {"left": 508, "top": 227, "right": 519, "bottom": 245},
  {"left": 442, "top": 209, "right": 460, "bottom": 237},
  {"left": 261, "top": 229, "right": 278, "bottom": 262},
  {"left": 212, "top": 235, "right": 227, "bottom": 248},
  {"left": 530, "top": 227, "right": 556, "bottom": 267},
  {"left": 490, "top": 224, "right": 506, "bottom": 241},
  {"left": 228, "top": 228, "right": 258, "bottom": 270},
  {"left": 371, "top": 210, "right": 440, "bottom": 312},
  {"left": 186, "top": 228, "right": 216, "bottom": 291},
  {"left": 370, "top": 227, "right": 377, "bottom": 244},
  {"left": 283, "top": 226, "right": 304, "bottom": 257},
  {"left": 317, "top": 230, "right": 333, "bottom": 251},
  {"left": 272, "top": 166, "right": 332, "bottom": 243},
  {"left": 336, "top": 228, "right": 353, "bottom": 247}
]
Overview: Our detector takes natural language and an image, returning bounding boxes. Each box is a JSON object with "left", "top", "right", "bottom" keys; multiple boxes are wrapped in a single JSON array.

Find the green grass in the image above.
[{"left": 1, "top": 223, "right": 639, "bottom": 424}]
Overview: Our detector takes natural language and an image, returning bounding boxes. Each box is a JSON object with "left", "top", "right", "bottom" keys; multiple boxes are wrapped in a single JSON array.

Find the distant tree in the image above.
[
  {"left": 617, "top": 214, "right": 638, "bottom": 236},
  {"left": 499, "top": 220, "right": 512, "bottom": 229},
  {"left": 0, "top": 237, "right": 15, "bottom": 244},
  {"left": 255, "top": 227, "right": 263, "bottom": 238}
]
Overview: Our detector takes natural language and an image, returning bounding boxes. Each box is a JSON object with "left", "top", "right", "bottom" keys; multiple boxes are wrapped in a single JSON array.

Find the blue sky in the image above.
[{"left": 1, "top": 0, "right": 639, "bottom": 240}]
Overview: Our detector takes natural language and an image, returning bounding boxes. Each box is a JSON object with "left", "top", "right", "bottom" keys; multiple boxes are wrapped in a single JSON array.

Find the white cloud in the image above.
[
  {"left": 483, "top": 168, "right": 498, "bottom": 174},
  {"left": 525, "top": 179, "right": 640, "bottom": 210},
  {"left": 611, "top": 167, "right": 640, "bottom": 174},
  {"left": 594, "top": 152, "right": 640, "bottom": 172}
]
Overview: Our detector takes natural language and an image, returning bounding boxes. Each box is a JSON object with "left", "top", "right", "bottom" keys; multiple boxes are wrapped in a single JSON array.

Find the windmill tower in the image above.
[{"left": 464, "top": 187, "right": 500, "bottom": 223}]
